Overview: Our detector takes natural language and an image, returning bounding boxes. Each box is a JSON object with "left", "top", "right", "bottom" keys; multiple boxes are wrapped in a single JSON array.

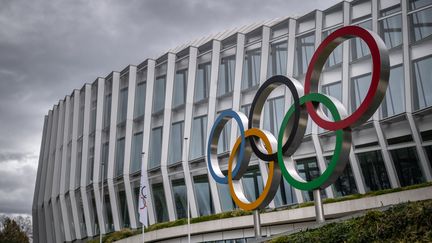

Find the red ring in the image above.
[{"left": 304, "top": 26, "right": 388, "bottom": 130}]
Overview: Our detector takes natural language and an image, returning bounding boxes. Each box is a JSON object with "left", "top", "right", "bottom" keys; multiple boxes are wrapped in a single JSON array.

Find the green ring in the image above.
[{"left": 277, "top": 93, "right": 343, "bottom": 191}]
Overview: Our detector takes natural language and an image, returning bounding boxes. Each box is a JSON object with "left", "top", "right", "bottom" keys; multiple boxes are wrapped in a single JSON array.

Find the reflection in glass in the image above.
[
  {"left": 381, "top": 65, "right": 405, "bottom": 118},
  {"left": 295, "top": 157, "right": 326, "bottom": 201},
  {"left": 195, "top": 63, "right": 211, "bottom": 102},
  {"left": 117, "top": 88, "right": 128, "bottom": 123},
  {"left": 152, "top": 183, "right": 169, "bottom": 223},
  {"left": 218, "top": 56, "right": 235, "bottom": 96},
  {"left": 168, "top": 122, "right": 184, "bottom": 164},
  {"left": 263, "top": 97, "right": 285, "bottom": 136},
  {"left": 172, "top": 179, "right": 187, "bottom": 219},
  {"left": 425, "top": 146, "right": 432, "bottom": 168},
  {"left": 268, "top": 42, "right": 288, "bottom": 77},
  {"left": 173, "top": 70, "right": 187, "bottom": 107},
  {"left": 118, "top": 190, "right": 130, "bottom": 228},
  {"left": 351, "top": 73, "right": 371, "bottom": 112},
  {"left": 379, "top": 0, "right": 401, "bottom": 17},
  {"left": 409, "top": 0, "right": 432, "bottom": 10},
  {"left": 380, "top": 14, "right": 403, "bottom": 48},
  {"left": 115, "top": 138, "right": 125, "bottom": 177},
  {"left": 189, "top": 116, "right": 207, "bottom": 160},
  {"left": 274, "top": 178, "right": 297, "bottom": 207},
  {"left": 130, "top": 132, "right": 143, "bottom": 173},
  {"left": 413, "top": 56, "right": 432, "bottom": 110},
  {"left": 351, "top": 20, "right": 372, "bottom": 61},
  {"left": 217, "top": 180, "right": 236, "bottom": 212},
  {"left": 357, "top": 150, "right": 391, "bottom": 191},
  {"left": 410, "top": 7, "right": 432, "bottom": 43},
  {"left": 323, "top": 29, "right": 342, "bottom": 67},
  {"left": 149, "top": 127, "right": 162, "bottom": 169},
  {"left": 242, "top": 49, "right": 261, "bottom": 90},
  {"left": 322, "top": 81, "right": 342, "bottom": 120},
  {"left": 217, "top": 119, "right": 231, "bottom": 154},
  {"left": 294, "top": 33, "right": 315, "bottom": 77},
  {"left": 242, "top": 166, "right": 264, "bottom": 202},
  {"left": 325, "top": 157, "right": 358, "bottom": 197},
  {"left": 153, "top": 76, "right": 166, "bottom": 113},
  {"left": 390, "top": 147, "right": 425, "bottom": 187},
  {"left": 134, "top": 82, "right": 146, "bottom": 118},
  {"left": 194, "top": 175, "right": 214, "bottom": 216}
]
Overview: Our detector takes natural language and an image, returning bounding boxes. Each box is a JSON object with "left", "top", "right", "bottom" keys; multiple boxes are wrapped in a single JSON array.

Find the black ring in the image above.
[{"left": 247, "top": 75, "right": 303, "bottom": 161}]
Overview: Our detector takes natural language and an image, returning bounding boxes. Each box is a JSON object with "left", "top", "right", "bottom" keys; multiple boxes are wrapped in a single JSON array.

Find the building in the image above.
[{"left": 32, "top": 0, "right": 432, "bottom": 242}]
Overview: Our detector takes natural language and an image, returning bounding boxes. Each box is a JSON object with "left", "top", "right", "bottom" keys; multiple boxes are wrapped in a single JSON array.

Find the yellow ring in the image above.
[{"left": 227, "top": 128, "right": 277, "bottom": 211}]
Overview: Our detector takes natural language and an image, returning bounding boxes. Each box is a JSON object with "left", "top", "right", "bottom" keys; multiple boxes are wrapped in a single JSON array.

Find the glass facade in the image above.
[
  {"left": 195, "top": 62, "right": 211, "bottom": 102},
  {"left": 242, "top": 49, "right": 261, "bottom": 89},
  {"left": 130, "top": 132, "right": 143, "bottom": 173},
  {"left": 325, "top": 157, "right": 358, "bottom": 197},
  {"left": 194, "top": 175, "right": 214, "bottom": 216},
  {"left": 148, "top": 127, "right": 162, "bottom": 169},
  {"left": 412, "top": 55, "right": 432, "bottom": 110},
  {"left": 381, "top": 65, "right": 405, "bottom": 118},
  {"left": 323, "top": 28, "right": 342, "bottom": 68},
  {"left": 268, "top": 41, "right": 288, "bottom": 77},
  {"left": 409, "top": 7, "right": 432, "bottom": 43},
  {"left": 274, "top": 178, "right": 297, "bottom": 207},
  {"left": 152, "top": 183, "right": 169, "bottom": 223},
  {"left": 134, "top": 82, "right": 146, "bottom": 118},
  {"left": 217, "top": 181, "right": 236, "bottom": 212},
  {"left": 115, "top": 138, "right": 125, "bottom": 177},
  {"left": 294, "top": 33, "right": 315, "bottom": 77},
  {"left": 117, "top": 87, "right": 128, "bottom": 123},
  {"left": 189, "top": 116, "right": 207, "bottom": 160},
  {"left": 168, "top": 121, "right": 184, "bottom": 164},
  {"left": 357, "top": 150, "right": 391, "bottom": 191},
  {"left": 242, "top": 166, "right": 263, "bottom": 202},
  {"left": 103, "top": 94, "right": 112, "bottom": 128},
  {"left": 172, "top": 179, "right": 187, "bottom": 219},
  {"left": 263, "top": 96, "right": 284, "bottom": 136},
  {"left": 351, "top": 73, "right": 371, "bottom": 112},
  {"left": 390, "top": 147, "right": 425, "bottom": 187},
  {"left": 217, "top": 118, "right": 231, "bottom": 154},
  {"left": 218, "top": 56, "right": 235, "bottom": 96},
  {"left": 295, "top": 157, "right": 326, "bottom": 201},
  {"left": 351, "top": 20, "right": 372, "bottom": 61},
  {"left": 425, "top": 146, "right": 432, "bottom": 168},
  {"left": 118, "top": 190, "right": 130, "bottom": 228},
  {"left": 153, "top": 76, "right": 166, "bottom": 113},
  {"left": 173, "top": 69, "right": 187, "bottom": 107}
]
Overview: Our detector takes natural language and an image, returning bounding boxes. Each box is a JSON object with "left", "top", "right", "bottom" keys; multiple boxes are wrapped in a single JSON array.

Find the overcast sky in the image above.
[{"left": 0, "top": 0, "right": 341, "bottom": 216}]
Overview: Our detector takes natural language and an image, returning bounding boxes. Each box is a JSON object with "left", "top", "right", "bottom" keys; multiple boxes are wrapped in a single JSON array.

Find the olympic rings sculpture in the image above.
[{"left": 207, "top": 26, "right": 389, "bottom": 211}]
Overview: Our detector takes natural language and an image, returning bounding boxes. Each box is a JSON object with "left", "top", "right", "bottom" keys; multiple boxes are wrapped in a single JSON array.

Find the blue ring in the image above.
[{"left": 207, "top": 110, "right": 246, "bottom": 184}]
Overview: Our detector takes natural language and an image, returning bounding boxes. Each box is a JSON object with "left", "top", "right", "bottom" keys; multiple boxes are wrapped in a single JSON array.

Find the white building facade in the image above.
[{"left": 33, "top": 0, "right": 432, "bottom": 242}]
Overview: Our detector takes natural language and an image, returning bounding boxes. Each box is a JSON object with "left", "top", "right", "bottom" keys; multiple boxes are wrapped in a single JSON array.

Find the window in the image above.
[
  {"left": 148, "top": 127, "right": 163, "bottom": 169},
  {"left": 242, "top": 49, "right": 261, "bottom": 90},
  {"left": 294, "top": 33, "right": 315, "bottom": 77},
  {"left": 263, "top": 97, "right": 285, "bottom": 136},
  {"left": 357, "top": 150, "right": 391, "bottom": 191},
  {"left": 325, "top": 157, "right": 358, "bottom": 197},
  {"left": 152, "top": 183, "right": 169, "bottom": 223},
  {"left": 218, "top": 56, "right": 235, "bottom": 96},
  {"left": 101, "top": 142, "right": 109, "bottom": 181},
  {"left": 118, "top": 190, "right": 130, "bottom": 228},
  {"left": 409, "top": 7, "right": 432, "bottom": 43},
  {"left": 390, "top": 147, "right": 425, "bottom": 187},
  {"left": 425, "top": 146, "right": 432, "bottom": 168},
  {"left": 130, "top": 132, "right": 143, "bottom": 174},
  {"left": 381, "top": 65, "right": 405, "bottom": 118},
  {"left": 379, "top": 0, "right": 401, "bottom": 17},
  {"left": 217, "top": 113, "right": 231, "bottom": 154},
  {"left": 409, "top": 0, "right": 432, "bottom": 10},
  {"left": 103, "top": 189, "right": 114, "bottom": 232},
  {"left": 90, "top": 89, "right": 97, "bottom": 133},
  {"left": 134, "top": 82, "right": 146, "bottom": 119},
  {"left": 379, "top": 14, "right": 402, "bottom": 49},
  {"left": 172, "top": 179, "right": 187, "bottom": 219},
  {"left": 323, "top": 28, "right": 342, "bottom": 67},
  {"left": 153, "top": 76, "right": 166, "bottom": 113},
  {"left": 351, "top": 20, "right": 372, "bottom": 61},
  {"left": 103, "top": 94, "right": 112, "bottom": 128},
  {"left": 295, "top": 157, "right": 326, "bottom": 201},
  {"left": 413, "top": 56, "right": 432, "bottom": 110},
  {"left": 173, "top": 70, "right": 187, "bottom": 107},
  {"left": 117, "top": 88, "right": 128, "bottom": 124},
  {"left": 274, "top": 178, "right": 297, "bottom": 207},
  {"left": 242, "top": 166, "right": 264, "bottom": 202},
  {"left": 168, "top": 122, "right": 184, "bottom": 164},
  {"left": 194, "top": 175, "right": 214, "bottom": 216},
  {"left": 115, "top": 138, "right": 125, "bottom": 177},
  {"left": 195, "top": 62, "right": 211, "bottom": 102},
  {"left": 189, "top": 116, "right": 207, "bottom": 160},
  {"left": 76, "top": 138, "right": 83, "bottom": 188},
  {"left": 322, "top": 81, "right": 342, "bottom": 117},
  {"left": 351, "top": 73, "right": 371, "bottom": 113},
  {"left": 217, "top": 181, "right": 236, "bottom": 212},
  {"left": 268, "top": 41, "right": 288, "bottom": 77}
]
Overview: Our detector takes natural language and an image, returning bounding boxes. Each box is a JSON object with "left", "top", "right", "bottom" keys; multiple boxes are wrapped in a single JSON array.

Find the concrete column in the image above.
[
  {"left": 182, "top": 47, "right": 199, "bottom": 218},
  {"left": 160, "top": 53, "right": 177, "bottom": 221},
  {"left": 141, "top": 59, "right": 157, "bottom": 225},
  {"left": 107, "top": 72, "right": 121, "bottom": 230},
  {"left": 123, "top": 66, "right": 139, "bottom": 228},
  {"left": 206, "top": 40, "right": 223, "bottom": 214}
]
